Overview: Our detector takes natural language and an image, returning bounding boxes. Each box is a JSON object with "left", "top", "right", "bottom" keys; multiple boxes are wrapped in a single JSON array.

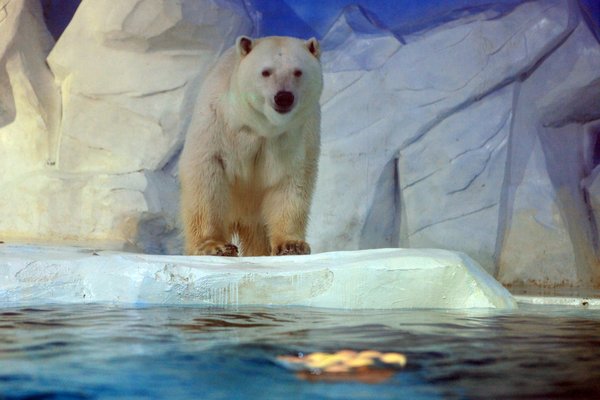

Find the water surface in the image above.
[{"left": 1, "top": 304, "right": 599, "bottom": 399}]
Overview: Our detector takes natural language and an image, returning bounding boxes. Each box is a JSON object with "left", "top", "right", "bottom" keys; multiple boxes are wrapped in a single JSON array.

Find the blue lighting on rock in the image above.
[{"left": 42, "top": 1, "right": 600, "bottom": 42}]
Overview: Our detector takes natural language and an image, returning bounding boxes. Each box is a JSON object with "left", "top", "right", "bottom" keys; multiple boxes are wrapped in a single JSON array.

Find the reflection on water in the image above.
[{"left": 1, "top": 304, "right": 599, "bottom": 399}]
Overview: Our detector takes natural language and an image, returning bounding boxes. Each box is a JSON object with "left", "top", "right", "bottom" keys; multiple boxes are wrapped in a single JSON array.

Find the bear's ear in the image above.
[
  {"left": 237, "top": 36, "right": 253, "bottom": 57},
  {"left": 305, "top": 37, "right": 320, "bottom": 59}
]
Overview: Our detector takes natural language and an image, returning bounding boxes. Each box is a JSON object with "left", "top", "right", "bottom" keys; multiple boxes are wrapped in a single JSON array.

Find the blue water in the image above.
[{"left": 1, "top": 304, "right": 600, "bottom": 399}]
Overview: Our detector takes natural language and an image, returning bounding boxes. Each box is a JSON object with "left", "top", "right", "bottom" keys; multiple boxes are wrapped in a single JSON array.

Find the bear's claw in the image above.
[
  {"left": 215, "top": 243, "right": 239, "bottom": 257},
  {"left": 273, "top": 240, "right": 311, "bottom": 256},
  {"left": 190, "top": 240, "right": 239, "bottom": 256}
]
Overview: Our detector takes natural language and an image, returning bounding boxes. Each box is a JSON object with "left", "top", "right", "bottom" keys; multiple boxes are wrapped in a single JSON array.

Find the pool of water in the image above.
[{"left": 1, "top": 304, "right": 599, "bottom": 399}]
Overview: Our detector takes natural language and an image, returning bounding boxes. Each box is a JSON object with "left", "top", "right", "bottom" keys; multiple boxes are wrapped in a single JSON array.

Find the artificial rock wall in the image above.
[{"left": 1, "top": 0, "right": 600, "bottom": 289}]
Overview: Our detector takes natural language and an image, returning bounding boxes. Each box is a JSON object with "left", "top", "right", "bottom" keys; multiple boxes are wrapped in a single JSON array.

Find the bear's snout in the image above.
[{"left": 274, "top": 91, "right": 294, "bottom": 113}]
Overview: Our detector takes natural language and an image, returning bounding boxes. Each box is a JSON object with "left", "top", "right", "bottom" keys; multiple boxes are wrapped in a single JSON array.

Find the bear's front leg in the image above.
[
  {"left": 263, "top": 179, "right": 312, "bottom": 256},
  {"left": 180, "top": 157, "right": 238, "bottom": 257}
]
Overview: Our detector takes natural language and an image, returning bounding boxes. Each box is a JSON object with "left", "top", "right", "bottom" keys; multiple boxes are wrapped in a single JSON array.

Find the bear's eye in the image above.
[
  {"left": 294, "top": 69, "right": 303, "bottom": 77},
  {"left": 261, "top": 69, "right": 271, "bottom": 77}
]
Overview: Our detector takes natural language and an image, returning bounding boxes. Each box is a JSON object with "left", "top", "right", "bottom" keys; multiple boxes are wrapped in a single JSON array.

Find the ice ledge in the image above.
[{"left": 0, "top": 245, "right": 516, "bottom": 309}]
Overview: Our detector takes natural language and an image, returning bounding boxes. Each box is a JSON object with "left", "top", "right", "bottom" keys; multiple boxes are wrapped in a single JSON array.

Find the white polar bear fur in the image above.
[{"left": 179, "top": 36, "right": 323, "bottom": 256}]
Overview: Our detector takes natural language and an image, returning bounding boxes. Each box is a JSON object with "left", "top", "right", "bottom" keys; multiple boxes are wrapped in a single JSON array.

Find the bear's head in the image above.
[{"left": 234, "top": 36, "right": 323, "bottom": 131}]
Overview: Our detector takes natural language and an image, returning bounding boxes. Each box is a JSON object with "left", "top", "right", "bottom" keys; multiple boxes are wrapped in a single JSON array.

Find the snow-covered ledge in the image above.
[{"left": 0, "top": 245, "right": 516, "bottom": 309}]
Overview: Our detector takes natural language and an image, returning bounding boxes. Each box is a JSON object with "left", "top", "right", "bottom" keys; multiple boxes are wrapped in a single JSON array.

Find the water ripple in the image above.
[{"left": 0, "top": 304, "right": 599, "bottom": 399}]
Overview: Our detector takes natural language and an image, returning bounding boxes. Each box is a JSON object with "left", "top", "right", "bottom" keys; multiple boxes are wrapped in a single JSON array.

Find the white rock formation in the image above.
[
  {"left": 312, "top": 0, "right": 570, "bottom": 258},
  {"left": 308, "top": 0, "right": 600, "bottom": 288},
  {"left": 47, "top": 0, "right": 251, "bottom": 174},
  {"left": 498, "top": 19, "right": 600, "bottom": 287},
  {"left": 0, "top": 245, "right": 517, "bottom": 309},
  {"left": 0, "top": 0, "right": 59, "bottom": 182},
  {"left": 1, "top": 0, "right": 599, "bottom": 291}
]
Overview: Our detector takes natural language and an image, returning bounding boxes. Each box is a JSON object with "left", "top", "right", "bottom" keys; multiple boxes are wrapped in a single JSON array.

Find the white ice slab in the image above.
[
  {"left": 0, "top": 245, "right": 516, "bottom": 309},
  {"left": 515, "top": 295, "right": 600, "bottom": 309}
]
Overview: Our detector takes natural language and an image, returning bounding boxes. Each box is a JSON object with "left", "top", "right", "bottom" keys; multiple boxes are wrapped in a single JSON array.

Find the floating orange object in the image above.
[{"left": 276, "top": 350, "right": 407, "bottom": 383}]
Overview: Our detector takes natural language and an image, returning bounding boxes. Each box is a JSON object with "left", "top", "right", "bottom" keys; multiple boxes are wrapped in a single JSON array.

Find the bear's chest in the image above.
[{"left": 226, "top": 131, "right": 301, "bottom": 188}]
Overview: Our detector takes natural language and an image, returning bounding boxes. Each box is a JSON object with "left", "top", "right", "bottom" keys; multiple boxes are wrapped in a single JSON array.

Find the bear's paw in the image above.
[
  {"left": 191, "top": 240, "right": 239, "bottom": 257},
  {"left": 272, "top": 240, "right": 311, "bottom": 256}
]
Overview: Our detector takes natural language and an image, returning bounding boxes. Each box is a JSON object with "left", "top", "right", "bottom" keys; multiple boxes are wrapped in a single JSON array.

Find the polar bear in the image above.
[{"left": 179, "top": 36, "right": 323, "bottom": 256}]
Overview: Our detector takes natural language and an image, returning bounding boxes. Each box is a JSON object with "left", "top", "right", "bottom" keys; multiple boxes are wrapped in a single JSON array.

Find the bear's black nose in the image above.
[{"left": 274, "top": 91, "right": 294, "bottom": 112}]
